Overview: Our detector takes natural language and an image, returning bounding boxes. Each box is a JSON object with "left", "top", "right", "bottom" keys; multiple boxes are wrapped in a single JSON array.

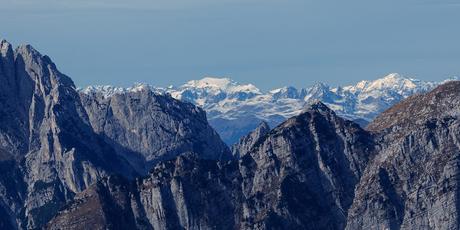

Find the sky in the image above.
[{"left": 1, "top": 0, "right": 459, "bottom": 90}]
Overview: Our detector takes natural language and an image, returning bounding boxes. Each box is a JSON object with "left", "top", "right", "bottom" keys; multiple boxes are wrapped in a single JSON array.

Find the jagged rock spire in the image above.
[{"left": 231, "top": 121, "right": 270, "bottom": 158}]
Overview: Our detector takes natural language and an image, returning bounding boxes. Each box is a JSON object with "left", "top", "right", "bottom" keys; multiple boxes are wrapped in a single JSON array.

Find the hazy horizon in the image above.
[{"left": 1, "top": 0, "right": 459, "bottom": 90}]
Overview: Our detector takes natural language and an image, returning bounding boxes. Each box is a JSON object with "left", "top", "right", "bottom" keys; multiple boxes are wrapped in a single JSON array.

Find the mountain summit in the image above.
[
  {"left": 52, "top": 78, "right": 460, "bottom": 230},
  {"left": 0, "top": 40, "right": 230, "bottom": 229},
  {"left": 1, "top": 40, "right": 460, "bottom": 230},
  {"left": 84, "top": 74, "right": 453, "bottom": 144},
  {"left": 171, "top": 74, "right": 453, "bottom": 144}
]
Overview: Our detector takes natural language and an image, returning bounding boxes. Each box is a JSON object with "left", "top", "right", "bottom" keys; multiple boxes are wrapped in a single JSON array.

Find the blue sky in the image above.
[{"left": 1, "top": 0, "right": 459, "bottom": 90}]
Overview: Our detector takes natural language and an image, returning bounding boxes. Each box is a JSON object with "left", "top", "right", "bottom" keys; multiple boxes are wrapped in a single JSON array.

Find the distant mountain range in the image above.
[
  {"left": 60, "top": 81, "right": 460, "bottom": 230},
  {"left": 2, "top": 40, "right": 460, "bottom": 230},
  {"left": 82, "top": 74, "right": 455, "bottom": 144}
]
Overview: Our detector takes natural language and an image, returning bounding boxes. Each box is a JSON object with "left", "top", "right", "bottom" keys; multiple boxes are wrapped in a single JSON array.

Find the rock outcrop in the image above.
[
  {"left": 48, "top": 102, "right": 376, "bottom": 229},
  {"left": 346, "top": 81, "right": 460, "bottom": 229},
  {"left": 231, "top": 121, "right": 270, "bottom": 158},
  {"left": 0, "top": 40, "right": 229, "bottom": 229},
  {"left": 0, "top": 40, "right": 140, "bottom": 229},
  {"left": 49, "top": 81, "right": 460, "bottom": 230},
  {"left": 238, "top": 102, "right": 375, "bottom": 229},
  {"left": 80, "top": 87, "right": 231, "bottom": 174},
  {"left": 47, "top": 153, "right": 242, "bottom": 230},
  {"left": 2, "top": 39, "right": 460, "bottom": 230}
]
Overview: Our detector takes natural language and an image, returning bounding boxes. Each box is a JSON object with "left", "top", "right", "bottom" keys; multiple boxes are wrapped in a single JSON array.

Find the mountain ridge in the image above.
[
  {"left": 346, "top": 80, "right": 460, "bottom": 229},
  {"left": 2, "top": 39, "right": 460, "bottom": 230},
  {"left": 81, "top": 74, "right": 456, "bottom": 144},
  {"left": 47, "top": 100, "right": 377, "bottom": 229},
  {"left": 50, "top": 79, "right": 460, "bottom": 230},
  {"left": 0, "top": 40, "right": 231, "bottom": 229}
]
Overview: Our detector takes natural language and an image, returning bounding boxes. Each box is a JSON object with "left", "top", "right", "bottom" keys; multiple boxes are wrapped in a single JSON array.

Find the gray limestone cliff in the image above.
[
  {"left": 346, "top": 81, "right": 460, "bottom": 230},
  {"left": 238, "top": 102, "right": 375, "bottom": 229},
  {"left": 47, "top": 153, "right": 242, "bottom": 230},
  {"left": 231, "top": 121, "right": 270, "bottom": 158},
  {"left": 48, "top": 102, "right": 376, "bottom": 229},
  {"left": 80, "top": 87, "right": 231, "bottom": 174},
  {"left": 49, "top": 82, "right": 460, "bottom": 230},
  {"left": 0, "top": 39, "right": 140, "bottom": 229},
  {"left": 2, "top": 39, "right": 460, "bottom": 230},
  {"left": 0, "top": 40, "right": 229, "bottom": 229}
]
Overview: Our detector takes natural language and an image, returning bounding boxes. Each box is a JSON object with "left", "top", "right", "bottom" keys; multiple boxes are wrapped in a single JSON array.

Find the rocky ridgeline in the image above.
[
  {"left": 80, "top": 85, "right": 231, "bottom": 174},
  {"left": 50, "top": 81, "right": 460, "bottom": 230},
  {"left": 347, "top": 81, "right": 460, "bottom": 229},
  {"left": 48, "top": 101, "right": 376, "bottom": 229},
  {"left": 1, "top": 40, "right": 460, "bottom": 229},
  {"left": 161, "top": 75, "right": 448, "bottom": 144},
  {"left": 83, "top": 74, "right": 453, "bottom": 145},
  {"left": 0, "top": 40, "right": 229, "bottom": 229},
  {"left": 49, "top": 84, "right": 460, "bottom": 230}
]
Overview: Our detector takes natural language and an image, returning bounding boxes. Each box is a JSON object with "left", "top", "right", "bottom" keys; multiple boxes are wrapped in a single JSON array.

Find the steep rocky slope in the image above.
[
  {"left": 2, "top": 38, "right": 460, "bottom": 229},
  {"left": 367, "top": 81, "right": 460, "bottom": 132},
  {"left": 0, "top": 40, "right": 139, "bottom": 229},
  {"left": 51, "top": 81, "right": 460, "bottom": 230},
  {"left": 239, "top": 102, "right": 375, "bottom": 229},
  {"left": 346, "top": 81, "right": 460, "bottom": 229},
  {"left": 48, "top": 102, "right": 376, "bottom": 229},
  {"left": 80, "top": 86, "right": 231, "bottom": 174},
  {"left": 231, "top": 121, "right": 270, "bottom": 158},
  {"left": 0, "top": 40, "right": 229, "bottom": 229},
  {"left": 47, "top": 154, "right": 242, "bottom": 230}
]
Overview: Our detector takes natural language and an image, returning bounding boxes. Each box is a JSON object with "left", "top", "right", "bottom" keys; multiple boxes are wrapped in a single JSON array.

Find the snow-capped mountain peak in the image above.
[
  {"left": 182, "top": 77, "right": 261, "bottom": 94},
  {"left": 342, "top": 73, "right": 437, "bottom": 97},
  {"left": 166, "top": 73, "right": 448, "bottom": 144},
  {"left": 184, "top": 77, "right": 232, "bottom": 89},
  {"left": 365, "top": 73, "right": 417, "bottom": 91},
  {"left": 168, "top": 77, "right": 262, "bottom": 106},
  {"left": 269, "top": 86, "right": 302, "bottom": 99},
  {"left": 81, "top": 85, "right": 125, "bottom": 97},
  {"left": 81, "top": 83, "right": 164, "bottom": 98},
  {"left": 80, "top": 73, "right": 453, "bottom": 144}
]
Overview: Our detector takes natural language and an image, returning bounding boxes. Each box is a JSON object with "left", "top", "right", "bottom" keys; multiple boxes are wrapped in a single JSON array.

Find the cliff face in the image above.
[
  {"left": 0, "top": 40, "right": 229, "bottom": 229},
  {"left": 0, "top": 40, "right": 138, "bottom": 228},
  {"left": 49, "top": 82, "right": 460, "bottom": 230},
  {"left": 346, "top": 81, "right": 460, "bottom": 229},
  {"left": 48, "top": 102, "right": 376, "bottom": 229},
  {"left": 3, "top": 39, "right": 460, "bottom": 230},
  {"left": 80, "top": 88, "right": 231, "bottom": 174},
  {"left": 231, "top": 121, "right": 270, "bottom": 158},
  {"left": 238, "top": 102, "right": 374, "bottom": 229},
  {"left": 47, "top": 154, "right": 242, "bottom": 230}
]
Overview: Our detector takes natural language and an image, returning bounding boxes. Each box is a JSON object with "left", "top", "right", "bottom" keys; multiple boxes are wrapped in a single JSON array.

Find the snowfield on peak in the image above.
[
  {"left": 81, "top": 83, "right": 165, "bottom": 98},
  {"left": 80, "top": 74, "right": 455, "bottom": 144},
  {"left": 182, "top": 77, "right": 261, "bottom": 94}
]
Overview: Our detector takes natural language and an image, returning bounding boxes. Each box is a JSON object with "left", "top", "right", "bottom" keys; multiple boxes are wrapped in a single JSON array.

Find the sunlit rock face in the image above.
[
  {"left": 80, "top": 85, "right": 231, "bottom": 174},
  {"left": 48, "top": 102, "right": 376, "bottom": 229},
  {"left": 347, "top": 81, "right": 460, "bottom": 230},
  {"left": 49, "top": 81, "right": 460, "bottom": 230},
  {"left": 2, "top": 39, "right": 460, "bottom": 230},
  {"left": 0, "top": 40, "right": 230, "bottom": 229}
]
